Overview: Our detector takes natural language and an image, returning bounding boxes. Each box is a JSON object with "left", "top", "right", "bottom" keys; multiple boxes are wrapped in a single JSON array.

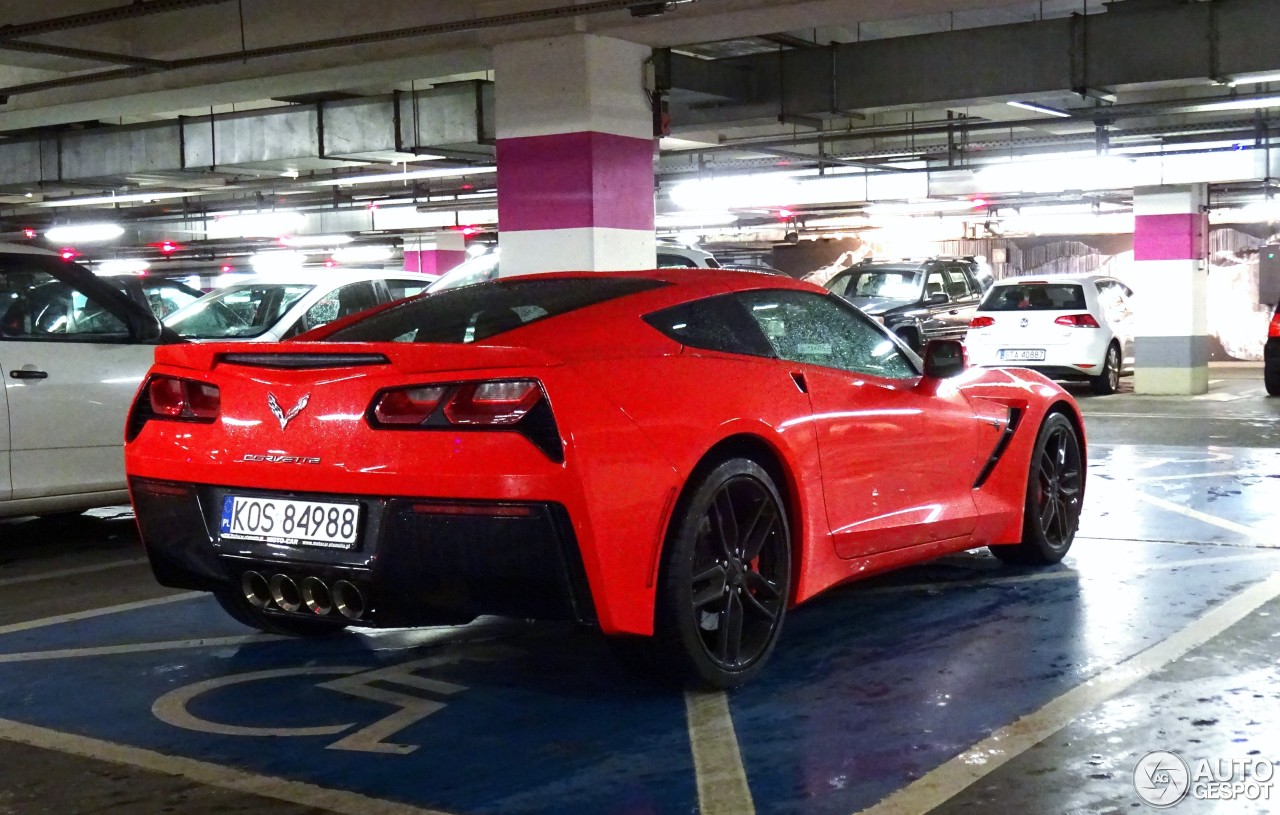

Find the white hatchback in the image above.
[
  {"left": 164, "top": 269, "right": 433, "bottom": 341},
  {"left": 964, "top": 274, "right": 1135, "bottom": 395}
]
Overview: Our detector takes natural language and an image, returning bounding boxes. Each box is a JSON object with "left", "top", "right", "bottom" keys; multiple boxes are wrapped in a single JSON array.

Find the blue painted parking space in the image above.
[{"left": 0, "top": 444, "right": 1276, "bottom": 815}]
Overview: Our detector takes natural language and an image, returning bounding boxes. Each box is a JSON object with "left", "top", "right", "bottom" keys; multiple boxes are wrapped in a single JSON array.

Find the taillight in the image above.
[
  {"left": 147, "top": 375, "right": 220, "bottom": 420},
  {"left": 1268, "top": 311, "right": 1280, "bottom": 338},
  {"left": 373, "top": 386, "right": 446, "bottom": 425},
  {"left": 1054, "top": 314, "right": 1101, "bottom": 328},
  {"left": 970, "top": 316, "right": 995, "bottom": 328},
  {"left": 368, "top": 378, "right": 561, "bottom": 461},
  {"left": 444, "top": 380, "right": 542, "bottom": 426}
]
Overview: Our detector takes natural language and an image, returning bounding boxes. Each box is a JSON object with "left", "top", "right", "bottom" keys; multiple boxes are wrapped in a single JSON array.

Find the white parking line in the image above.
[
  {"left": 0, "top": 557, "right": 151, "bottom": 589},
  {"left": 854, "top": 571, "right": 1280, "bottom": 815},
  {"left": 0, "top": 592, "right": 202, "bottom": 637},
  {"left": 0, "top": 635, "right": 279, "bottom": 664},
  {"left": 1129, "top": 491, "right": 1271, "bottom": 545},
  {"left": 686, "top": 691, "right": 755, "bottom": 815},
  {"left": 0, "top": 717, "right": 454, "bottom": 815}
]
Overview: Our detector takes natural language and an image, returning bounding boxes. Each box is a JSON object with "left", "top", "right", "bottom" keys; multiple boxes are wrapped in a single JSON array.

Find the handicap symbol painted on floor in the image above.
[{"left": 152, "top": 646, "right": 516, "bottom": 755}]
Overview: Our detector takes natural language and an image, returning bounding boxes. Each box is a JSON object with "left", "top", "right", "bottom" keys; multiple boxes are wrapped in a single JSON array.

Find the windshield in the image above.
[
  {"left": 329, "top": 277, "right": 666, "bottom": 344},
  {"left": 426, "top": 253, "right": 500, "bottom": 293},
  {"left": 980, "top": 283, "right": 1086, "bottom": 311},
  {"left": 164, "top": 283, "right": 313, "bottom": 338},
  {"left": 830, "top": 268, "right": 924, "bottom": 299}
]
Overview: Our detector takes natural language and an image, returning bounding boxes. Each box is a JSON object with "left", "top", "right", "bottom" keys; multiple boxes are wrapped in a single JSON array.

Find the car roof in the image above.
[
  {"left": 992, "top": 273, "right": 1113, "bottom": 286},
  {"left": 215, "top": 268, "right": 435, "bottom": 286},
  {"left": 491, "top": 267, "right": 820, "bottom": 294},
  {"left": 0, "top": 242, "right": 61, "bottom": 257}
]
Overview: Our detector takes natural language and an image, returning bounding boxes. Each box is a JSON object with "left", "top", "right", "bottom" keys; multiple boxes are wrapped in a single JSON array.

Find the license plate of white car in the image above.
[
  {"left": 219, "top": 495, "right": 360, "bottom": 549},
  {"left": 999, "top": 348, "right": 1047, "bottom": 361}
]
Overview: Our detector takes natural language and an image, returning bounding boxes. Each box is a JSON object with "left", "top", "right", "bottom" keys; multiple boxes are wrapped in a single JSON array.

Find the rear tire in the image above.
[
  {"left": 1266, "top": 368, "right": 1280, "bottom": 397},
  {"left": 213, "top": 588, "right": 349, "bottom": 637},
  {"left": 639, "top": 458, "right": 792, "bottom": 689},
  {"left": 1089, "top": 343, "right": 1120, "bottom": 395},
  {"left": 989, "top": 412, "right": 1084, "bottom": 566}
]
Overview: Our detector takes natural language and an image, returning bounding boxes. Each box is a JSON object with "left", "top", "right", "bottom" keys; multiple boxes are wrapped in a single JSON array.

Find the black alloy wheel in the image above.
[
  {"left": 651, "top": 458, "right": 792, "bottom": 688},
  {"left": 1090, "top": 343, "right": 1121, "bottom": 395},
  {"left": 990, "top": 412, "right": 1084, "bottom": 565}
]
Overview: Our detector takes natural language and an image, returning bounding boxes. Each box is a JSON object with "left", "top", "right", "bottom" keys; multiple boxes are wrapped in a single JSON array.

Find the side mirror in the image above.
[
  {"left": 129, "top": 313, "right": 165, "bottom": 343},
  {"left": 923, "top": 339, "right": 967, "bottom": 379},
  {"left": 926, "top": 291, "right": 950, "bottom": 305}
]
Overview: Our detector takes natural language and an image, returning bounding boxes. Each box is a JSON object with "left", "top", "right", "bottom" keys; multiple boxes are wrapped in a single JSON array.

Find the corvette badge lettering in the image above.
[
  {"left": 268, "top": 392, "right": 310, "bottom": 430},
  {"left": 241, "top": 454, "right": 321, "bottom": 464}
]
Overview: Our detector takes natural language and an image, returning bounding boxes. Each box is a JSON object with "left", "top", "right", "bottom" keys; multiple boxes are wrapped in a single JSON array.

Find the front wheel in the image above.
[
  {"left": 647, "top": 458, "right": 792, "bottom": 689},
  {"left": 990, "top": 412, "right": 1084, "bottom": 565},
  {"left": 1090, "top": 343, "right": 1121, "bottom": 395},
  {"left": 1265, "top": 368, "right": 1280, "bottom": 396}
]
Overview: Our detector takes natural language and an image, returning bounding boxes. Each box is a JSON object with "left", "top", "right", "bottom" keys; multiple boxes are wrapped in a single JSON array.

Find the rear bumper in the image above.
[{"left": 130, "top": 478, "right": 596, "bottom": 628}]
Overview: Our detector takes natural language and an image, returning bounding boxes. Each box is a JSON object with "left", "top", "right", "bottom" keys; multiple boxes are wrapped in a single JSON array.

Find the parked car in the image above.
[
  {"left": 1265, "top": 304, "right": 1280, "bottom": 396},
  {"left": 126, "top": 269, "right": 1085, "bottom": 688},
  {"left": 0, "top": 244, "right": 169, "bottom": 518},
  {"left": 822, "top": 257, "right": 989, "bottom": 352},
  {"left": 426, "top": 244, "right": 720, "bottom": 294},
  {"left": 164, "top": 269, "right": 433, "bottom": 341},
  {"left": 99, "top": 274, "right": 205, "bottom": 320},
  {"left": 965, "top": 274, "right": 1135, "bottom": 395}
]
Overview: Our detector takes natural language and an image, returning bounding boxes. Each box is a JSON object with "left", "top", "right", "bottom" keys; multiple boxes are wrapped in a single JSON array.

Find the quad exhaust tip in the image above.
[{"left": 240, "top": 570, "right": 364, "bottom": 621}]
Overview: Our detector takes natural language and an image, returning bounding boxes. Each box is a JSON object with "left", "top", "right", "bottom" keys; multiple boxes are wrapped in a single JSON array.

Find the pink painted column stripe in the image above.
[
  {"left": 404, "top": 250, "right": 466, "bottom": 276},
  {"left": 497, "top": 131, "right": 655, "bottom": 232},
  {"left": 1134, "top": 212, "right": 1206, "bottom": 261}
]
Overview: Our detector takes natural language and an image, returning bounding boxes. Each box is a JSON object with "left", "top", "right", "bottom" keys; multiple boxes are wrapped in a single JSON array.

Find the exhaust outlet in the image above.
[
  {"left": 332, "top": 580, "right": 365, "bottom": 621},
  {"left": 301, "top": 576, "right": 333, "bottom": 616},
  {"left": 268, "top": 574, "right": 302, "bottom": 613},
  {"left": 241, "top": 571, "right": 271, "bottom": 609}
]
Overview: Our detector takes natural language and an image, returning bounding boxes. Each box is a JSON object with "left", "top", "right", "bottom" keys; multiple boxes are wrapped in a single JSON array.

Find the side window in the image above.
[
  {"left": 944, "top": 265, "right": 975, "bottom": 299},
  {"left": 737, "top": 290, "right": 915, "bottom": 379},
  {"left": 146, "top": 282, "right": 201, "bottom": 319},
  {"left": 643, "top": 294, "right": 774, "bottom": 357},
  {"left": 385, "top": 279, "right": 429, "bottom": 300},
  {"left": 924, "top": 269, "right": 948, "bottom": 300},
  {"left": 0, "top": 274, "right": 128, "bottom": 340},
  {"left": 826, "top": 272, "right": 853, "bottom": 298},
  {"left": 302, "top": 281, "right": 380, "bottom": 331},
  {"left": 656, "top": 252, "right": 696, "bottom": 268}
]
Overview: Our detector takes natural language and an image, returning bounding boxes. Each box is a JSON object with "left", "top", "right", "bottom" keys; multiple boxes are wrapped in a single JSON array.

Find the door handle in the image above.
[{"left": 10, "top": 369, "right": 48, "bottom": 380}]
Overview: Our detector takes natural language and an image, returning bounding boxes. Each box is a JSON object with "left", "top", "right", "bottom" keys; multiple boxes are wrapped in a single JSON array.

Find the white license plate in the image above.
[
  {"left": 999, "top": 348, "right": 1047, "bottom": 361},
  {"left": 219, "top": 495, "right": 360, "bottom": 549}
]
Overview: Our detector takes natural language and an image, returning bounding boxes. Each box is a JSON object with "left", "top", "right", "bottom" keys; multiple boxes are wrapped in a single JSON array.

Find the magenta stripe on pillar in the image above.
[
  {"left": 497, "top": 131, "right": 655, "bottom": 232},
  {"left": 1133, "top": 212, "right": 1205, "bottom": 261}
]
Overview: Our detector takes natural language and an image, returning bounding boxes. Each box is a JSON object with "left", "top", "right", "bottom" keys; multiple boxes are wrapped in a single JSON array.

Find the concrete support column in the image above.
[
  {"left": 494, "top": 34, "right": 656, "bottom": 275},
  {"left": 403, "top": 233, "right": 466, "bottom": 276},
  {"left": 1130, "top": 184, "right": 1209, "bottom": 395}
]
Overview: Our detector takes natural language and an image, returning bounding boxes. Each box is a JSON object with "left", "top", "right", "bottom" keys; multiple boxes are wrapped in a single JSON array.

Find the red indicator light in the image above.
[
  {"left": 971, "top": 197, "right": 988, "bottom": 208},
  {"left": 22, "top": 228, "right": 36, "bottom": 239},
  {"left": 60, "top": 248, "right": 79, "bottom": 261},
  {"left": 778, "top": 208, "right": 794, "bottom": 219},
  {"left": 220, "top": 264, "right": 233, "bottom": 273},
  {"left": 160, "top": 240, "right": 177, "bottom": 254}
]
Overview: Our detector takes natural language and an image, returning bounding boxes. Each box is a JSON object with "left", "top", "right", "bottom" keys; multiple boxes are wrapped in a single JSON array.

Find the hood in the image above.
[{"left": 845, "top": 295, "right": 916, "bottom": 315}]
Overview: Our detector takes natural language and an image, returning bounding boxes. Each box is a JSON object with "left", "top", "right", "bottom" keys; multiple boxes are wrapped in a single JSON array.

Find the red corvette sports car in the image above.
[{"left": 125, "top": 269, "right": 1085, "bottom": 687}]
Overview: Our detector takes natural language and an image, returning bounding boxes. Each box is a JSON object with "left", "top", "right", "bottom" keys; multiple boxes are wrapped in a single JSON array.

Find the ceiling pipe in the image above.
[{"left": 0, "top": 0, "right": 236, "bottom": 41}]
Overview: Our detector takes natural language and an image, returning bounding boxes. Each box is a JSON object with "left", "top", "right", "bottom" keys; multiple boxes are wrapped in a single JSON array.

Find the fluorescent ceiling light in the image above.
[
  {"left": 1006, "top": 101, "right": 1072, "bottom": 118},
  {"left": 655, "top": 210, "right": 739, "bottom": 228},
  {"left": 34, "top": 190, "right": 197, "bottom": 209},
  {"left": 97, "top": 258, "right": 149, "bottom": 274},
  {"left": 865, "top": 199, "right": 982, "bottom": 216},
  {"left": 45, "top": 223, "right": 124, "bottom": 243},
  {"left": 249, "top": 250, "right": 307, "bottom": 272},
  {"left": 1228, "top": 72, "right": 1280, "bottom": 87},
  {"left": 1187, "top": 94, "right": 1280, "bottom": 112},
  {"left": 976, "top": 155, "right": 1136, "bottom": 194},
  {"left": 333, "top": 245, "right": 394, "bottom": 263},
  {"left": 280, "top": 234, "right": 354, "bottom": 248}
]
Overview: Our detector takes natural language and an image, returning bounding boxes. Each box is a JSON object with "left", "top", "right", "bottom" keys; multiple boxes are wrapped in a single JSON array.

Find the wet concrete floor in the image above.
[{"left": 0, "top": 363, "right": 1275, "bottom": 814}]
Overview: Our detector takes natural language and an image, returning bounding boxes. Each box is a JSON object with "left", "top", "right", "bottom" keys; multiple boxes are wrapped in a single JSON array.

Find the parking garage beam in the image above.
[
  {"left": 1130, "top": 184, "right": 1209, "bottom": 395},
  {"left": 494, "top": 34, "right": 656, "bottom": 274}
]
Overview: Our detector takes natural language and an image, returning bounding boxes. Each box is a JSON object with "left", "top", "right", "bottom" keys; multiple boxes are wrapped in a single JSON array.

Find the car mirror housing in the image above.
[
  {"left": 926, "top": 291, "right": 950, "bottom": 305},
  {"left": 129, "top": 313, "right": 166, "bottom": 343},
  {"left": 923, "top": 339, "right": 966, "bottom": 378}
]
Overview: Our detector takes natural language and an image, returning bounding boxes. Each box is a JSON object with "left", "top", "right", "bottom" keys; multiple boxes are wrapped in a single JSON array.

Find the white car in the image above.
[
  {"left": 425, "top": 244, "right": 720, "bottom": 294},
  {"left": 163, "top": 269, "right": 433, "bottom": 341},
  {"left": 0, "top": 244, "right": 168, "bottom": 517},
  {"left": 964, "top": 274, "right": 1135, "bottom": 395}
]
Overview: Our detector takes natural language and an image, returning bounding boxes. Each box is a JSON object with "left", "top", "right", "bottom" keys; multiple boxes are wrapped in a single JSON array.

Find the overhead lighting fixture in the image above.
[
  {"left": 333, "top": 245, "right": 394, "bottom": 264},
  {"left": 655, "top": 210, "right": 739, "bottom": 228},
  {"left": 208, "top": 211, "right": 306, "bottom": 239},
  {"left": 1228, "top": 72, "right": 1280, "bottom": 87},
  {"left": 33, "top": 190, "right": 196, "bottom": 209},
  {"left": 280, "top": 234, "right": 355, "bottom": 248},
  {"left": 45, "top": 223, "right": 124, "bottom": 243},
  {"left": 97, "top": 258, "right": 150, "bottom": 275},
  {"left": 1187, "top": 94, "right": 1280, "bottom": 112},
  {"left": 249, "top": 250, "right": 307, "bottom": 272},
  {"left": 313, "top": 166, "right": 497, "bottom": 188},
  {"left": 1006, "top": 101, "right": 1072, "bottom": 118}
]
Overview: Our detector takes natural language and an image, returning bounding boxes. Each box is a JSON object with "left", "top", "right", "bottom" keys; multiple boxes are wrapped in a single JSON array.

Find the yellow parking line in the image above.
[
  {"left": 853, "top": 571, "right": 1280, "bottom": 815},
  {"left": 685, "top": 690, "right": 755, "bottom": 815}
]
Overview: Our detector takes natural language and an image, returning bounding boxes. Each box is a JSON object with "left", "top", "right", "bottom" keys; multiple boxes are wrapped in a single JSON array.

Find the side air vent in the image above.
[{"left": 218, "top": 353, "right": 390, "bottom": 369}]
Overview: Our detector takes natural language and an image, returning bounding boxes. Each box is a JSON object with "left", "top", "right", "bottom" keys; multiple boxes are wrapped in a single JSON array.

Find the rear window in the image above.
[
  {"left": 980, "top": 283, "right": 1086, "bottom": 311},
  {"left": 327, "top": 277, "right": 667, "bottom": 343}
]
